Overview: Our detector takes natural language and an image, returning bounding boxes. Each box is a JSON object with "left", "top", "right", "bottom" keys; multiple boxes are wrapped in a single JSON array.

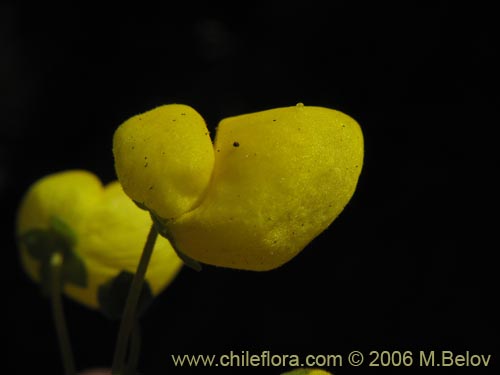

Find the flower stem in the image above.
[
  {"left": 125, "top": 320, "right": 142, "bottom": 375},
  {"left": 50, "top": 252, "right": 76, "bottom": 375},
  {"left": 111, "top": 224, "right": 158, "bottom": 375}
]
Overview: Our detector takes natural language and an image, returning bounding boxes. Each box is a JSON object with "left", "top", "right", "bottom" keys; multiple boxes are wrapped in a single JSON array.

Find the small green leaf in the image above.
[{"left": 98, "top": 271, "right": 154, "bottom": 320}]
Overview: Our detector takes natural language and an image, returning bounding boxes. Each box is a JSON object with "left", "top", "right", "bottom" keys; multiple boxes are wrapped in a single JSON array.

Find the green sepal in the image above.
[
  {"left": 97, "top": 270, "right": 154, "bottom": 320},
  {"left": 19, "top": 216, "right": 87, "bottom": 295},
  {"left": 60, "top": 251, "right": 87, "bottom": 288},
  {"left": 133, "top": 200, "right": 149, "bottom": 211},
  {"left": 21, "top": 229, "right": 56, "bottom": 263},
  {"left": 149, "top": 211, "right": 202, "bottom": 272},
  {"left": 133, "top": 200, "right": 203, "bottom": 271},
  {"left": 49, "top": 216, "right": 77, "bottom": 248}
]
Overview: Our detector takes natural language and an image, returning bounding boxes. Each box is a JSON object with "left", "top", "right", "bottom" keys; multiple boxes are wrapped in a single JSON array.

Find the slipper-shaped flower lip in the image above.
[{"left": 113, "top": 104, "right": 364, "bottom": 271}]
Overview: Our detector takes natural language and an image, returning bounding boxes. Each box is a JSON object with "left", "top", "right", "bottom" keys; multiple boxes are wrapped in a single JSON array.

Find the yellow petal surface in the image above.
[
  {"left": 16, "top": 170, "right": 183, "bottom": 309},
  {"left": 17, "top": 170, "right": 102, "bottom": 234},
  {"left": 113, "top": 104, "right": 214, "bottom": 220},
  {"left": 169, "top": 105, "right": 364, "bottom": 270}
]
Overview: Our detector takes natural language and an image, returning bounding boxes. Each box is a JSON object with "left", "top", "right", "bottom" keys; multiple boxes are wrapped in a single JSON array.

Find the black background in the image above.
[{"left": 2, "top": 2, "right": 498, "bottom": 374}]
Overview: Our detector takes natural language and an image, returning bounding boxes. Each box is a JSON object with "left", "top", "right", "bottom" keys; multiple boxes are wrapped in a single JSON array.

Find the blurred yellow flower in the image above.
[
  {"left": 113, "top": 104, "right": 363, "bottom": 271},
  {"left": 281, "top": 369, "right": 332, "bottom": 375},
  {"left": 16, "top": 170, "right": 183, "bottom": 311}
]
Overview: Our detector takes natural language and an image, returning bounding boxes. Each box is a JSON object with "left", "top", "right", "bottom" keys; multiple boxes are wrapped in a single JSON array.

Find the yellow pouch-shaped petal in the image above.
[
  {"left": 168, "top": 105, "right": 363, "bottom": 270},
  {"left": 113, "top": 104, "right": 214, "bottom": 220},
  {"left": 16, "top": 170, "right": 183, "bottom": 309}
]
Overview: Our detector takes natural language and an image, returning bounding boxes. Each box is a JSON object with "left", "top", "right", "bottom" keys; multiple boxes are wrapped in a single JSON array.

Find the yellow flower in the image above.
[
  {"left": 16, "top": 170, "right": 183, "bottom": 311},
  {"left": 281, "top": 369, "right": 332, "bottom": 375},
  {"left": 281, "top": 370, "right": 332, "bottom": 375},
  {"left": 113, "top": 104, "right": 363, "bottom": 271}
]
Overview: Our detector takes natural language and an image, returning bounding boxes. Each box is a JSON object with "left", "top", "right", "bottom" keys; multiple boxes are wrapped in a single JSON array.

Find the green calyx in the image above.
[
  {"left": 18, "top": 216, "right": 87, "bottom": 295},
  {"left": 140, "top": 201, "right": 203, "bottom": 272}
]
